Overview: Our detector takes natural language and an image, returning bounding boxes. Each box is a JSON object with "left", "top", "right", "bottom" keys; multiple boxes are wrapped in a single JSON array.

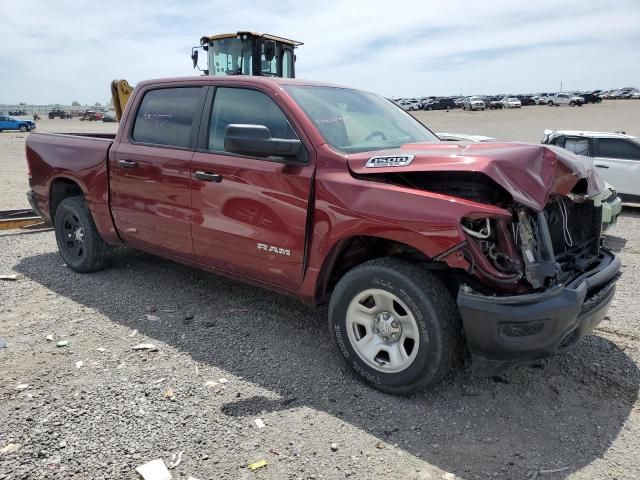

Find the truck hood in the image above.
[{"left": 347, "top": 142, "right": 604, "bottom": 211}]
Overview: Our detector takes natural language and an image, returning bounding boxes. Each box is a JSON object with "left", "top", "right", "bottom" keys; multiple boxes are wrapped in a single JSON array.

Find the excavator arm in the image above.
[{"left": 110, "top": 79, "right": 134, "bottom": 121}]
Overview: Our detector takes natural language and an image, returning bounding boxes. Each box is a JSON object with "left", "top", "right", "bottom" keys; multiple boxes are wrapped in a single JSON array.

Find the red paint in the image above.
[{"left": 25, "top": 76, "right": 603, "bottom": 304}]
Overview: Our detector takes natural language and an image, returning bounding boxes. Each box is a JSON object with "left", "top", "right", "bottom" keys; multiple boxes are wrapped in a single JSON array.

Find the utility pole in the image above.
[{"left": 560, "top": 81, "right": 563, "bottom": 92}]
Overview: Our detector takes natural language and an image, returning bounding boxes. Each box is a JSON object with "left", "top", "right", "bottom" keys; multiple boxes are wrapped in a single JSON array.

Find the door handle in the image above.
[
  {"left": 595, "top": 164, "right": 610, "bottom": 169},
  {"left": 194, "top": 171, "right": 222, "bottom": 182},
  {"left": 117, "top": 159, "right": 138, "bottom": 169}
]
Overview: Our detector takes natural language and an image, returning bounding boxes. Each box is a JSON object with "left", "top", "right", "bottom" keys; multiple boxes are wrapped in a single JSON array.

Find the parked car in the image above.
[
  {"left": 462, "top": 96, "right": 486, "bottom": 111},
  {"left": 436, "top": 132, "right": 497, "bottom": 142},
  {"left": 487, "top": 96, "right": 503, "bottom": 109},
  {"left": 0, "top": 115, "right": 36, "bottom": 132},
  {"left": 515, "top": 95, "right": 536, "bottom": 106},
  {"left": 547, "top": 93, "right": 584, "bottom": 106},
  {"left": 577, "top": 92, "right": 603, "bottom": 104},
  {"left": 8, "top": 110, "right": 27, "bottom": 116},
  {"left": 423, "top": 97, "right": 456, "bottom": 110},
  {"left": 632, "top": 92, "right": 640, "bottom": 99},
  {"left": 48, "top": 109, "right": 72, "bottom": 119},
  {"left": 102, "top": 111, "right": 117, "bottom": 122},
  {"left": 25, "top": 75, "right": 620, "bottom": 393},
  {"left": 501, "top": 97, "right": 522, "bottom": 108},
  {"left": 542, "top": 129, "right": 640, "bottom": 202},
  {"left": 394, "top": 100, "right": 420, "bottom": 111}
]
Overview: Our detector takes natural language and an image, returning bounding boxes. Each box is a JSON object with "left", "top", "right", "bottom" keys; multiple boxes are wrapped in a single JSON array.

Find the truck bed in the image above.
[{"left": 26, "top": 131, "right": 115, "bottom": 225}]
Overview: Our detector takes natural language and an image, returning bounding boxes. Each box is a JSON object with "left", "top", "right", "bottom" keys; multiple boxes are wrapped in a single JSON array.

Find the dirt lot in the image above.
[{"left": 1, "top": 104, "right": 640, "bottom": 479}]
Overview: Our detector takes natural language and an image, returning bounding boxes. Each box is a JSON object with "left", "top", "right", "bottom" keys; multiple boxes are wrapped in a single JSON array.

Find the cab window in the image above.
[
  {"left": 564, "top": 137, "right": 590, "bottom": 156},
  {"left": 208, "top": 87, "right": 298, "bottom": 152},
  {"left": 597, "top": 138, "right": 640, "bottom": 160},
  {"left": 132, "top": 87, "right": 203, "bottom": 148}
]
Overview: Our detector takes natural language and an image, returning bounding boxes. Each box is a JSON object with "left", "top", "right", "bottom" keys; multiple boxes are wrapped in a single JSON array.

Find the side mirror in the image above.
[
  {"left": 224, "top": 124, "right": 302, "bottom": 160},
  {"left": 191, "top": 49, "right": 199, "bottom": 69}
]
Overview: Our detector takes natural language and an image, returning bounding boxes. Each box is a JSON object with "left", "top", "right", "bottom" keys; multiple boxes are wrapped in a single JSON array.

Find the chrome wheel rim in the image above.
[{"left": 345, "top": 288, "right": 420, "bottom": 373}]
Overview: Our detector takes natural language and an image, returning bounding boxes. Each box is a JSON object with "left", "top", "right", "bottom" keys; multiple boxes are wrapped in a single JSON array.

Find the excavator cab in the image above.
[
  {"left": 113, "top": 32, "right": 302, "bottom": 121},
  {"left": 191, "top": 32, "right": 302, "bottom": 78}
]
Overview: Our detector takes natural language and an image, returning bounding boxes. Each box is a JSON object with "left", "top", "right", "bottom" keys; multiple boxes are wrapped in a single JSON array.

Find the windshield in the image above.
[
  {"left": 470, "top": 96, "right": 482, "bottom": 101},
  {"left": 208, "top": 37, "right": 252, "bottom": 76},
  {"left": 285, "top": 86, "right": 439, "bottom": 153}
]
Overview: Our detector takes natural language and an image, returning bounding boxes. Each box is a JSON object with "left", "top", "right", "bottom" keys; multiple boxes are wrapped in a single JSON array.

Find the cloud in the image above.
[{"left": 0, "top": 0, "right": 638, "bottom": 103}]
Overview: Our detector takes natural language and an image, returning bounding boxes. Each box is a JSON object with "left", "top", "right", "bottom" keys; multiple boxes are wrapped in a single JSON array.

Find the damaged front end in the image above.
[{"left": 349, "top": 142, "right": 622, "bottom": 375}]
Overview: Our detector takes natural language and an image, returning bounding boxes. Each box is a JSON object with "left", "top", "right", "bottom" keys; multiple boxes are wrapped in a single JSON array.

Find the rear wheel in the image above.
[
  {"left": 54, "top": 196, "right": 109, "bottom": 272},
  {"left": 329, "top": 258, "right": 460, "bottom": 394}
]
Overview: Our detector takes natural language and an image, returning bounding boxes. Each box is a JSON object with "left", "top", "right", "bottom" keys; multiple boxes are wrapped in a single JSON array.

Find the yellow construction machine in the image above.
[{"left": 111, "top": 32, "right": 302, "bottom": 121}]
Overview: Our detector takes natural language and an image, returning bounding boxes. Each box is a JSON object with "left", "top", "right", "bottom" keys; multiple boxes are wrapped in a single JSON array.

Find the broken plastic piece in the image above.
[
  {"left": 135, "top": 459, "right": 172, "bottom": 480},
  {"left": 248, "top": 460, "right": 268, "bottom": 471},
  {"left": 254, "top": 418, "right": 265, "bottom": 428},
  {"left": 133, "top": 343, "right": 158, "bottom": 351},
  {"left": 56, "top": 340, "right": 69, "bottom": 348}
]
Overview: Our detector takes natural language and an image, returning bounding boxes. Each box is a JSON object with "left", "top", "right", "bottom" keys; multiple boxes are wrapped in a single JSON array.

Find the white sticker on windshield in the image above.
[{"left": 365, "top": 155, "right": 414, "bottom": 168}]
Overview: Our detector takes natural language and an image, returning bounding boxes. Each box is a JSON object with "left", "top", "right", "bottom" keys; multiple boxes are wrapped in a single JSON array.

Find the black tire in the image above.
[
  {"left": 328, "top": 258, "right": 460, "bottom": 394},
  {"left": 446, "top": 104, "right": 452, "bottom": 110},
  {"left": 19, "top": 125, "right": 27, "bottom": 132},
  {"left": 54, "top": 196, "right": 109, "bottom": 272},
  {"left": 548, "top": 101, "right": 554, "bottom": 106}
]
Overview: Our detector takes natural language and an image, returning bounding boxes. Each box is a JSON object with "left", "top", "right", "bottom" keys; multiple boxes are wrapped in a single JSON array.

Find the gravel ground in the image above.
[{"left": 1, "top": 107, "right": 640, "bottom": 479}]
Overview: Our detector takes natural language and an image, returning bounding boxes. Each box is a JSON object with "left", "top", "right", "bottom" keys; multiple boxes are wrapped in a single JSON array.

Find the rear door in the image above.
[
  {"left": 190, "top": 86, "right": 314, "bottom": 290},
  {"left": 109, "top": 85, "right": 207, "bottom": 259},
  {"left": 593, "top": 138, "right": 640, "bottom": 197}
]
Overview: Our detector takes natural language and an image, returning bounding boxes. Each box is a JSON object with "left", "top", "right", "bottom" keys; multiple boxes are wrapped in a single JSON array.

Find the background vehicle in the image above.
[
  {"left": 424, "top": 97, "right": 456, "bottom": 110},
  {"left": 543, "top": 129, "right": 640, "bottom": 202},
  {"left": 0, "top": 115, "right": 36, "bottom": 132},
  {"left": 487, "top": 96, "right": 503, "bottom": 109},
  {"left": 8, "top": 110, "right": 27, "bottom": 116},
  {"left": 102, "top": 111, "right": 117, "bottom": 122},
  {"left": 48, "top": 109, "right": 72, "bottom": 119},
  {"left": 515, "top": 95, "right": 535, "bottom": 106},
  {"left": 548, "top": 93, "right": 584, "bottom": 106},
  {"left": 26, "top": 76, "right": 620, "bottom": 394},
  {"left": 462, "top": 96, "right": 486, "bottom": 110},
  {"left": 578, "top": 91, "right": 603, "bottom": 104},
  {"left": 501, "top": 97, "right": 522, "bottom": 108},
  {"left": 395, "top": 99, "right": 420, "bottom": 111},
  {"left": 112, "top": 32, "right": 303, "bottom": 121}
]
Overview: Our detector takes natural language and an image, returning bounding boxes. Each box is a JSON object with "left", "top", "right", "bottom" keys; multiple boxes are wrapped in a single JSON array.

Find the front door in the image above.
[
  {"left": 190, "top": 86, "right": 314, "bottom": 290},
  {"left": 109, "top": 86, "right": 206, "bottom": 259},
  {"left": 593, "top": 137, "right": 640, "bottom": 197}
]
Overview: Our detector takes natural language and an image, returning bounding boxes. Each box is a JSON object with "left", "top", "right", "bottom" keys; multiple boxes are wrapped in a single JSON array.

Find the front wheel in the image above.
[
  {"left": 19, "top": 125, "right": 27, "bottom": 132},
  {"left": 54, "top": 196, "right": 109, "bottom": 272},
  {"left": 329, "top": 258, "right": 460, "bottom": 394}
]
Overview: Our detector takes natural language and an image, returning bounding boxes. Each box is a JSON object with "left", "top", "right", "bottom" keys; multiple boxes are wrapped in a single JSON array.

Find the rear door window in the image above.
[
  {"left": 597, "top": 138, "right": 640, "bottom": 160},
  {"left": 564, "top": 137, "right": 590, "bottom": 156},
  {"left": 132, "top": 87, "right": 203, "bottom": 148}
]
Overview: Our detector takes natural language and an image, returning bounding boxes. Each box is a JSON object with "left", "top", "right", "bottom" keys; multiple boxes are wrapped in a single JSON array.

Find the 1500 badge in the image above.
[
  {"left": 257, "top": 243, "right": 291, "bottom": 256},
  {"left": 365, "top": 155, "right": 414, "bottom": 168}
]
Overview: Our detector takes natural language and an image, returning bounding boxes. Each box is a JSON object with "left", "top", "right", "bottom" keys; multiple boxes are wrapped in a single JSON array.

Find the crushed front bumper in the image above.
[{"left": 458, "top": 248, "right": 621, "bottom": 376}]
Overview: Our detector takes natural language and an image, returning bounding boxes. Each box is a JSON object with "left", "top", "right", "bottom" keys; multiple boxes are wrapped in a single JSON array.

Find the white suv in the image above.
[
  {"left": 542, "top": 130, "right": 640, "bottom": 202},
  {"left": 547, "top": 93, "right": 584, "bottom": 106}
]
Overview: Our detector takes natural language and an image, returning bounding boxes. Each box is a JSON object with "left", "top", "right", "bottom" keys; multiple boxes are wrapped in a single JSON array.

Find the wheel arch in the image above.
[
  {"left": 49, "top": 176, "right": 86, "bottom": 220},
  {"left": 314, "top": 235, "right": 442, "bottom": 304}
]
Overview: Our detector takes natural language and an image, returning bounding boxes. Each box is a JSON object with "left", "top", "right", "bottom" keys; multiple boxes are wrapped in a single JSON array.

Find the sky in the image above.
[{"left": 1, "top": 0, "right": 639, "bottom": 104}]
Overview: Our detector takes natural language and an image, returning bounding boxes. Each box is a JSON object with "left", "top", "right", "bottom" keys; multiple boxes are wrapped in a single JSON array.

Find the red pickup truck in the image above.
[{"left": 25, "top": 76, "right": 621, "bottom": 393}]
